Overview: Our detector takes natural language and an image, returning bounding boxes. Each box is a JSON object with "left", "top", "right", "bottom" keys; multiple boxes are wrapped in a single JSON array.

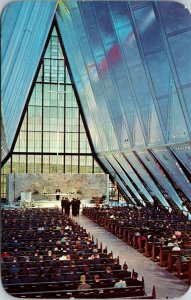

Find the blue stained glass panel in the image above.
[
  {"left": 146, "top": 50, "right": 176, "bottom": 98},
  {"left": 169, "top": 30, "right": 191, "bottom": 86},
  {"left": 138, "top": 151, "right": 185, "bottom": 210},
  {"left": 152, "top": 148, "right": 191, "bottom": 201},
  {"left": 134, "top": 5, "right": 163, "bottom": 53},
  {"left": 158, "top": 1, "right": 191, "bottom": 34}
]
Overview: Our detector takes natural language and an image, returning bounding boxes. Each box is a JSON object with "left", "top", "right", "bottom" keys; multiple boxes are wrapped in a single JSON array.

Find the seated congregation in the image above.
[
  {"left": 82, "top": 205, "right": 191, "bottom": 285},
  {"left": 1, "top": 207, "right": 156, "bottom": 298}
]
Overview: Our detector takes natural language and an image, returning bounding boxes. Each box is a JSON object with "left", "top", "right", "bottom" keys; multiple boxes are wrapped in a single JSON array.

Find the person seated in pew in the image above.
[
  {"left": 117, "top": 263, "right": 131, "bottom": 279},
  {"left": 59, "top": 252, "right": 67, "bottom": 261},
  {"left": 26, "top": 242, "right": 35, "bottom": 251},
  {"left": 91, "top": 274, "right": 105, "bottom": 289},
  {"left": 172, "top": 242, "right": 181, "bottom": 251},
  {"left": 64, "top": 266, "right": 79, "bottom": 281},
  {"left": 60, "top": 235, "right": 68, "bottom": 244},
  {"left": 77, "top": 275, "right": 91, "bottom": 290},
  {"left": 91, "top": 254, "right": 101, "bottom": 265},
  {"left": 37, "top": 266, "right": 49, "bottom": 276},
  {"left": 89, "top": 249, "right": 101, "bottom": 265},
  {"left": 76, "top": 254, "right": 85, "bottom": 265},
  {"left": 126, "top": 272, "right": 142, "bottom": 286},
  {"left": 1, "top": 251, "right": 11, "bottom": 261},
  {"left": 105, "top": 252, "right": 113, "bottom": 264},
  {"left": 167, "top": 240, "right": 174, "bottom": 247},
  {"left": 36, "top": 271, "right": 49, "bottom": 283},
  {"left": 174, "top": 231, "right": 181, "bottom": 238},
  {"left": 114, "top": 278, "right": 127, "bottom": 288},
  {"left": 69, "top": 260, "right": 79, "bottom": 273},
  {"left": 65, "top": 254, "right": 72, "bottom": 265},
  {"left": 65, "top": 244, "right": 74, "bottom": 255},
  {"left": 54, "top": 271, "right": 65, "bottom": 282},
  {"left": 75, "top": 240, "right": 85, "bottom": 256},
  {"left": 11, "top": 239, "right": 21, "bottom": 247},
  {"left": 134, "top": 229, "right": 141, "bottom": 244},
  {"left": 33, "top": 252, "right": 40, "bottom": 262},
  {"left": 50, "top": 254, "right": 59, "bottom": 265},
  {"left": 175, "top": 254, "right": 188, "bottom": 270},
  {"left": 8, "top": 264, "right": 20, "bottom": 275},
  {"left": 8, "top": 274, "right": 22, "bottom": 284},
  {"left": 92, "top": 247, "right": 100, "bottom": 257},
  {"left": 10, "top": 256, "right": 18, "bottom": 264},
  {"left": 102, "top": 266, "right": 115, "bottom": 280},
  {"left": 46, "top": 250, "right": 53, "bottom": 262},
  {"left": 176, "top": 236, "right": 183, "bottom": 245},
  {"left": 83, "top": 266, "right": 93, "bottom": 280},
  {"left": 111, "top": 257, "right": 121, "bottom": 270}
]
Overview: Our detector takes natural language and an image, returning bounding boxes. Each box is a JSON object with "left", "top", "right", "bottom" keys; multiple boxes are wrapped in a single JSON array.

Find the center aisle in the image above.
[{"left": 73, "top": 213, "right": 190, "bottom": 299}]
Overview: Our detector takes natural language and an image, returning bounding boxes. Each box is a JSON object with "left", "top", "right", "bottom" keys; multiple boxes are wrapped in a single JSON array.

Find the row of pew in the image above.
[
  {"left": 1, "top": 207, "right": 156, "bottom": 298},
  {"left": 82, "top": 206, "right": 191, "bottom": 285}
]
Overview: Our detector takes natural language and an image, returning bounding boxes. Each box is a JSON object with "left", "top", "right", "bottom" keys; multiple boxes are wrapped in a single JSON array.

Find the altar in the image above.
[{"left": 42, "top": 193, "right": 75, "bottom": 201}]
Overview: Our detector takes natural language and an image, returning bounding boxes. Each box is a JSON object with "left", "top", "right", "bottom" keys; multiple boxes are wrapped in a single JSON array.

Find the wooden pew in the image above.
[
  {"left": 5, "top": 285, "right": 147, "bottom": 299},
  {"left": 138, "top": 236, "right": 147, "bottom": 253},
  {"left": 150, "top": 241, "right": 161, "bottom": 262},
  {"left": 144, "top": 238, "right": 152, "bottom": 258},
  {"left": 127, "top": 229, "right": 134, "bottom": 246},
  {"left": 158, "top": 246, "right": 173, "bottom": 267},
  {"left": 176, "top": 254, "right": 191, "bottom": 280},
  {"left": 187, "top": 259, "right": 191, "bottom": 284},
  {"left": 166, "top": 250, "right": 181, "bottom": 273},
  {"left": 133, "top": 234, "right": 139, "bottom": 249}
]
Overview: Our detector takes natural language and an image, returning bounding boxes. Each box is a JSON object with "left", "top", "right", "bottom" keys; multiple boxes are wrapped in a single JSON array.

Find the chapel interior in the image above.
[{"left": 1, "top": 1, "right": 191, "bottom": 299}]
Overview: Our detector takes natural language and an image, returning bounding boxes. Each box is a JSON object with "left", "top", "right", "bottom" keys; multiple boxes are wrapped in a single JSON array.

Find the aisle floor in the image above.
[{"left": 74, "top": 214, "right": 191, "bottom": 300}]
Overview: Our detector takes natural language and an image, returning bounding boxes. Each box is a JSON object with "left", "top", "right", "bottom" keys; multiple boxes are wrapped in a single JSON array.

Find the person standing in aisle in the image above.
[
  {"left": 61, "top": 197, "right": 66, "bottom": 215},
  {"left": 65, "top": 198, "right": 71, "bottom": 216},
  {"left": 71, "top": 198, "right": 81, "bottom": 216}
]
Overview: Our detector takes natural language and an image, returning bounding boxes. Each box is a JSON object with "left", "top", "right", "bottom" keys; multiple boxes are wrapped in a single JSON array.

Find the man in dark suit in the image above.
[
  {"left": 102, "top": 266, "right": 114, "bottom": 279},
  {"left": 126, "top": 272, "right": 142, "bottom": 286},
  {"left": 56, "top": 188, "right": 61, "bottom": 201},
  {"left": 64, "top": 198, "right": 71, "bottom": 216},
  {"left": 61, "top": 197, "right": 66, "bottom": 215},
  {"left": 71, "top": 198, "right": 81, "bottom": 216}
]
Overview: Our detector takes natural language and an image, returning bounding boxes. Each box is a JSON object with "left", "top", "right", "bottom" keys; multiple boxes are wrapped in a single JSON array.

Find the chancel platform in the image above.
[{"left": 41, "top": 193, "right": 75, "bottom": 201}]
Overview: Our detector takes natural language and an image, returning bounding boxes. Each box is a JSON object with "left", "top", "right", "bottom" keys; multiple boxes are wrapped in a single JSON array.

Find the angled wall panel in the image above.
[
  {"left": 124, "top": 152, "right": 170, "bottom": 208},
  {"left": 1, "top": 1, "right": 57, "bottom": 152},
  {"left": 152, "top": 147, "right": 191, "bottom": 201},
  {"left": 148, "top": 102, "right": 164, "bottom": 146},
  {"left": 114, "top": 153, "right": 153, "bottom": 203},
  {"left": 106, "top": 154, "right": 145, "bottom": 205},
  {"left": 168, "top": 93, "right": 189, "bottom": 143},
  {"left": 137, "top": 151, "right": 187, "bottom": 211},
  {"left": 170, "top": 144, "right": 191, "bottom": 173},
  {"left": 98, "top": 156, "right": 136, "bottom": 205},
  {"left": 56, "top": 5, "right": 119, "bottom": 152}
]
